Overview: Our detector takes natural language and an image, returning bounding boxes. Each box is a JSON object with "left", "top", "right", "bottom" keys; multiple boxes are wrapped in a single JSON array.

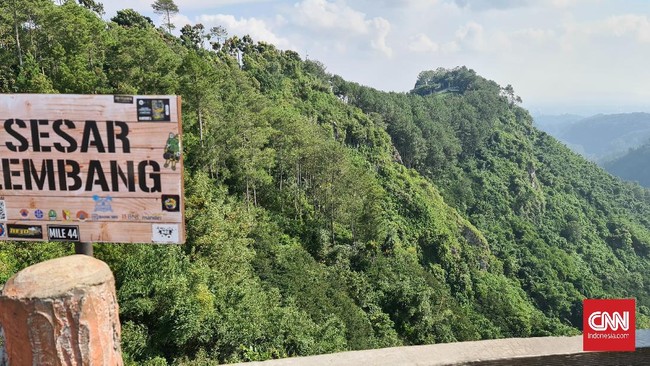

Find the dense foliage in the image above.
[{"left": 1, "top": 2, "right": 649, "bottom": 365}]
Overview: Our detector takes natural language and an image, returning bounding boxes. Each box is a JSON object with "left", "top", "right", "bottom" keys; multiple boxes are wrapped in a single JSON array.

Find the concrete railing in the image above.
[
  {"left": 1, "top": 256, "right": 647, "bottom": 366},
  {"left": 232, "top": 330, "right": 650, "bottom": 366}
]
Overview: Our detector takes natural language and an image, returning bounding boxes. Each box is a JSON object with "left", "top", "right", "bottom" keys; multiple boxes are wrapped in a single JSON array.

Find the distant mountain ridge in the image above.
[
  {"left": 603, "top": 139, "right": 650, "bottom": 187},
  {"left": 534, "top": 112, "right": 650, "bottom": 162}
]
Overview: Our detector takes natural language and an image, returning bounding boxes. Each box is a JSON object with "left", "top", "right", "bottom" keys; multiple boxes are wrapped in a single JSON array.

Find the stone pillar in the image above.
[{"left": 0, "top": 255, "right": 122, "bottom": 366}]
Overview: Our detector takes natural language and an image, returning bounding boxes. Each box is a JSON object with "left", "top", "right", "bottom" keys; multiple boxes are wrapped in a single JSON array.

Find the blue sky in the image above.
[{"left": 104, "top": 0, "right": 650, "bottom": 115}]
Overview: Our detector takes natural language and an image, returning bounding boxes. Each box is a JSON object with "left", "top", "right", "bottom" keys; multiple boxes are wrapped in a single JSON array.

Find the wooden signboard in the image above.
[{"left": 0, "top": 94, "right": 185, "bottom": 244}]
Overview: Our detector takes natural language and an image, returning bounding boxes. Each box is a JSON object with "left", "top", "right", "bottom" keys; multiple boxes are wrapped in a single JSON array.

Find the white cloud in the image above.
[
  {"left": 370, "top": 17, "right": 393, "bottom": 56},
  {"left": 455, "top": 21, "right": 486, "bottom": 50},
  {"left": 176, "top": 0, "right": 271, "bottom": 10},
  {"left": 513, "top": 28, "right": 556, "bottom": 42},
  {"left": 197, "top": 14, "right": 293, "bottom": 49},
  {"left": 293, "top": 0, "right": 368, "bottom": 33},
  {"left": 450, "top": 0, "right": 594, "bottom": 11},
  {"left": 171, "top": 13, "right": 192, "bottom": 29},
  {"left": 605, "top": 14, "right": 650, "bottom": 42},
  {"left": 556, "top": 13, "right": 650, "bottom": 52},
  {"left": 359, "top": 0, "right": 439, "bottom": 7},
  {"left": 456, "top": 21, "right": 484, "bottom": 40},
  {"left": 441, "top": 41, "right": 461, "bottom": 53},
  {"left": 291, "top": 0, "right": 393, "bottom": 56},
  {"left": 408, "top": 33, "right": 440, "bottom": 52},
  {"left": 548, "top": 0, "right": 598, "bottom": 9},
  {"left": 451, "top": 0, "right": 532, "bottom": 11},
  {"left": 406, "top": 22, "right": 510, "bottom": 55}
]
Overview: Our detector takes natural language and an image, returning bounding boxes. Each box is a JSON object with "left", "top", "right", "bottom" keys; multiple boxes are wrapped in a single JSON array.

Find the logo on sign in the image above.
[
  {"left": 583, "top": 299, "right": 636, "bottom": 352},
  {"left": 34, "top": 209, "right": 44, "bottom": 219},
  {"left": 20, "top": 209, "right": 29, "bottom": 218},
  {"left": 93, "top": 195, "right": 113, "bottom": 212},
  {"left": 47, "top": 225, "right": 80, "bottom": 242},
  {"left": 77, "top": 210, "right": 89, "bottom": 221},
  {"left": 7, "top": 224, "right": 43, "bottom": 239},
  {"left": 62, "top": 210, "right": 72, "bottom": 221},
  {"left": 588, "top": 311, "right": 629, "bottom": 331},
  {"left": 48, "top": 209, "right": 57, "bottom": 220},
  {"left": 0, "top": 223, "right": 5, "bottom": 237},
  {"left": 162, "top": 195, "right": 180, "bottom": 212}
]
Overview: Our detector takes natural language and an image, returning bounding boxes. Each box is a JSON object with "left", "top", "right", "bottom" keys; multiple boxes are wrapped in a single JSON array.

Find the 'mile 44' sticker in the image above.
[
  {"left": 583, "top": 298, "right": 636, "bottom": 351},
  {"left": 47, "top": 225, "right": 80, "bottom": 242}
]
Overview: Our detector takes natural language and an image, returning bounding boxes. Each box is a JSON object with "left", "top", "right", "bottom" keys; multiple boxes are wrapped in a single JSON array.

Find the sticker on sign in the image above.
[
  {"left": 152, "top": 224, "right": 180, "bottom": 243},
  {"left": 47, "top": 225, "right": 80, "bottom": 242}
]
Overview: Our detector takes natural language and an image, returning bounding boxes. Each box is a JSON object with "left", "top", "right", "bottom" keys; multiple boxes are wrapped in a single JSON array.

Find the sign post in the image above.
[
  {"left": 0, "top": 94, "right": 185, "bottom": 246},
  {"left": 75, "top": 242, "right": 93, "bottom": 256}
]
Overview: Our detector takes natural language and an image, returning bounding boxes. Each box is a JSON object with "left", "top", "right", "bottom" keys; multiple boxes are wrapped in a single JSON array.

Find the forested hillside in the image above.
[
  {"left": 604, "top": 140, "right": 650, "bottom": 187},
  {"left": 1, "top": 2, "right": 649, "bottom": 365}
]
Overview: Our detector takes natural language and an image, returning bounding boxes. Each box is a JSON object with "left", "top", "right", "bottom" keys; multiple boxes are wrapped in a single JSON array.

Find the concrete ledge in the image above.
[{"left": 232, "top": 330, "right": 649, "bottom": 366}]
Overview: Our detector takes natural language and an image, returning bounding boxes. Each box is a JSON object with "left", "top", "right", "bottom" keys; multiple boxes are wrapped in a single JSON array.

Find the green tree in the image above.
[
  {"left": 209, "top": 25, "right": 228, "bottom": 51},
  {"left": 77, "top": 0, "right": 104, "bottom": 15},
  {"left": 152, "top": 0, "right": 179, "bottom": 33},
  {"left": 37, "top": 1, "right": 109, "bottom": 93},
  {"left": 15, "top": 53, "right": 56, "bottom": 93},
  {"left": 105, "top": 24, "right": 182, "bottom": 94},
  {"left": 111, "top": 9, "right": 154, "bottom": 28},
  {"left": 178, "top": 50, "right": 220, "bottom": 147},
  {"left": 180, "top": 23, "right": 207, "bottom": 49},
  {"left": 0, "top": 0, "right": 53, "bottom": 67}
]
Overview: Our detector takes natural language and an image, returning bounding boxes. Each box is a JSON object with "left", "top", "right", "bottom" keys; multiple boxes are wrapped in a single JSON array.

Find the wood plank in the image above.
[
  {"left": 0, "top": 172, "right": 181, "bottom": 198},
  {"left": 0, "top": 94, "right": 179, "bottom": 122},
  {"left": 0, "top": 196, "right": 182, "bottom": 223},
  {"left": 0, "top": 221, "right": 185, "bottom": 244},
  {"left": 0, "top": 121, "right": 179, "bottom": 150}
]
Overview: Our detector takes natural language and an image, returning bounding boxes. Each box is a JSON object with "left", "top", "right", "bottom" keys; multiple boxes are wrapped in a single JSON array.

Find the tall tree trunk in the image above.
[
  {"left": 198, "top": 108, "right": 204, "bottom": 145},
  {"left": 165, "top": 9, "right": 172, "bottom": 33},
  {"left": 330, "top": 205, "right": 335, "bottom": 245},
  {"left": 13, "top": 5, "right": 23, "bottom": 66},
  {"left": 246, "top": 179, "right": 250, "bottom": 207}
]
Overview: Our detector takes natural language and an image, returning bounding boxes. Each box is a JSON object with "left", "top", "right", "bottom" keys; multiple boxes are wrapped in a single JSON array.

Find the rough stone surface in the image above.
[
  {"left": 231, "top": 330, "right": 650, "bottom": 366},
  {"left": 0, "top": 255, "right": 122, "bottom": 366}
]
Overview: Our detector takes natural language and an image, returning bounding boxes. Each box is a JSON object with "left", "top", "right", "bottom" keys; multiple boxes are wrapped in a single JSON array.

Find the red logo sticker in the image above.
[{"left": 583, "top": 299, "right": 635, "bottom": 351}]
